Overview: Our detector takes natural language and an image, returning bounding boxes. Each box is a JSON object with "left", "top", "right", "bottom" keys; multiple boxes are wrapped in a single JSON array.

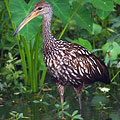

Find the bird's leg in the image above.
[
  {"left": 56, "top": 83, "right": 64, "bottom": 104},
  {"left": 74, "top": 86, "right": 83, "bottom": 114},
  {"left": 56, "top": 83, "right": 64, "bottom": 119}
]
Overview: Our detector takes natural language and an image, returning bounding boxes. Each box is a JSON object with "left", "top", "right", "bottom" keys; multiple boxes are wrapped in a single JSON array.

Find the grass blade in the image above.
[{"left": 21, "top": 37, "right": 32, "bottom": 85}]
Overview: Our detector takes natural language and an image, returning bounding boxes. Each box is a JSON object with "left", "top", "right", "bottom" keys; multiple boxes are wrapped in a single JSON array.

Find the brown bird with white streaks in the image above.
[{"left": 13, "top": 1, "right": 110, "bottom": 115}]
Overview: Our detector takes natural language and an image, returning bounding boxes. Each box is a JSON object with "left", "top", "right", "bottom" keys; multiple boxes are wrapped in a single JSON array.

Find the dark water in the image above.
[{"left": 0, "top": 84, "right": 120, "bottom": 120}]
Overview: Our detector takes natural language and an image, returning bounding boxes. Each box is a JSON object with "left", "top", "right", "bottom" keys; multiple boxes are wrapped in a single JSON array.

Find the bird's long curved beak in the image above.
[{"left": 12, "top": 11, "right": 38, "bottom": 37}]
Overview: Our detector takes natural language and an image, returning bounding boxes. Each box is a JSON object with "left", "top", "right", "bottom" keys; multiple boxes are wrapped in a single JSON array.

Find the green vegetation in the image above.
[{"left": 0, "top": 0, "right": 120, "bottom": 120}]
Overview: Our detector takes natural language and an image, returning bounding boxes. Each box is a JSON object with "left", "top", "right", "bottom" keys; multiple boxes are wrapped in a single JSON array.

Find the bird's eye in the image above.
[{"left": 37, "top": 7, "right": 42, "bottom": 10}]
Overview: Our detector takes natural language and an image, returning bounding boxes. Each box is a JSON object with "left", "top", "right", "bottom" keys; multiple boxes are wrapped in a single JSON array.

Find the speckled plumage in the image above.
[
  {"left": 44, "top": 39, "right": 109, "bottom": 87},
  {"left": 13, "top": 1, "right": 110, "bottom": 114},
  {"left": 36, "top": 2, "right": 110, "bottom": 112}
]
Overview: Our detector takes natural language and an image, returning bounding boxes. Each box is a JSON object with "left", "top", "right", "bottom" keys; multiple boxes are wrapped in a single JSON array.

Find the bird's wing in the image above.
[
  {"left": 62, "top": 43, "right": 109, "bottom": 86},
  {"left": 47, "top": 40, "right": 109, "bottom": 86}
]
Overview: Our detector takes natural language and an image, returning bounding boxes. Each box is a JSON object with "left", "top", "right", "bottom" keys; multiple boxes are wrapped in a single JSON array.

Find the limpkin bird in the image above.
[{"left": 13, "top": 1, "right": 110, "bottom": 113}]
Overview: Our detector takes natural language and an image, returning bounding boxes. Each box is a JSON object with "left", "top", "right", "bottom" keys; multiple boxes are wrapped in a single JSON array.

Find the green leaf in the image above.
[
  {"left": 84, "top": 0, "right": 114, "bottom": 11},
  {"left": 33, "top": 100, "right": 40, "bottom": 103},
  {"left": 43, "top": 102, "right": 50, "bottom": 106},
  {"left": 64, "top": 104, "right": 69, "bottom": 110},
  {"left": 10, "top": 112, "right": 15, "bottom": 116},
  {"left": 10, "top": 0, "right": 42, "bottom": 41},
  {"left": 96, "top": 9, "right": 111, "bottom": 20},
  {"left": 63, "top": 102, "right": 67, "bottom": 106},
  {"left": 47, "top": 94, "right": 54, "bottom": 99},
  {"left": 18, "top": 113, "right": 24, "bottom": 118},
  {"left": 72, "top": 110, "right": 78, "bottom": 116},
  {"left": 111, "top": 17, "right": 120, "bottom": 29},
  {"left": 63, "top": 111, "right": 71, "bottom": 117},
  {"left": 113, "top": 0, "right": 120, "bottom": 4},
  {"left": 38, "top": 53, "right": 46, "bottom": 70},
  {"left": 48, "top": 0, "right": 70, "bottom": 23},
  {"left": 72, "top": 2, "right": 93, "bottom": 32},
  {"left": 102, "top": 41, "right": 120, "bottom": 60},
  {"left": 73, "top": 115, "right": 83, "bottom": 120},
  {"left": 91, "top": 23, "right": 102, "bottom": 35},
  {"left": 55, "top": 104, "right": 60, "bottom": 108},
  {"left": 72, "top": 38, "right": 92, "bottom": 52}
]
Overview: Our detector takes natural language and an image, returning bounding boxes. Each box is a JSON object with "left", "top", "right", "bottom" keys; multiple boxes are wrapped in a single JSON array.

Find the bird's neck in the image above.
[
  {"left": 42, "top": 13, "right": 54, "bottom": 54},
  {"left": 42, "top": 15, "right": 52, "bottom": 41}
]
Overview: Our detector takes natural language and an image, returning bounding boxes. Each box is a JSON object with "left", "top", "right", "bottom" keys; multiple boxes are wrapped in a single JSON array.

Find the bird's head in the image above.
[
  {"left": 33, "top": 1, "right": 52, "bottom": 16},
  {"left": 13, "top": 1, "right": 52, "bottom": 37}
]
